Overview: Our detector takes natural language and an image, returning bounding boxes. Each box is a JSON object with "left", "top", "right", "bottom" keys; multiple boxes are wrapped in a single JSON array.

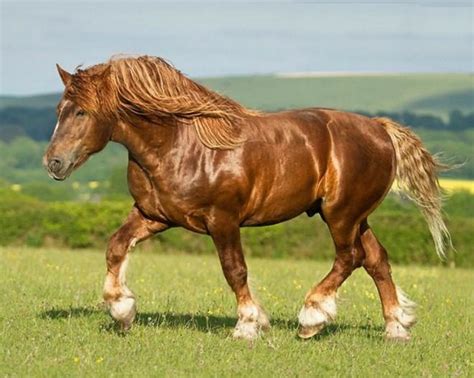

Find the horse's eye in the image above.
[{"left": 76, "top": 110, "right": 86, "bottom": 117}]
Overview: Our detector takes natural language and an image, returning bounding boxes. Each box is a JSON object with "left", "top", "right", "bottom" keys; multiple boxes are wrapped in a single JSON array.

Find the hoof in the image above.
[
  {"left": 233, "top": 320, "right": 260, "bottom": 340},
  {"left": 384, "top": 289, "right": 416, "bottom": 342},
  {"left": 232, "top": 314, "right": 270, "bottom": 341},
  {"left": 298, "top": 323, "right": 325, "bottom": 339},
  {"left": 233, "top": 303, "right": 270, "bottom": 340},
  {"left": 297, "top": 296, "right": 336, "bottom": 339},
  {"left": 109, "top": 296, "right": 136, "bottom": 331},
  {"left": 385, "top": 321, "right": 411, "bottom": 342},
  {"left": 118, "top": 318, "right": 133, "bottom": 332}
]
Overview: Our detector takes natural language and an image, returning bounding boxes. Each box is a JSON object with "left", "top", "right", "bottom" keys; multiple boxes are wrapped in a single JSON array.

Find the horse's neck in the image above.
[{"left": 112, "top": 118, "right": 203, "bottom": 174}]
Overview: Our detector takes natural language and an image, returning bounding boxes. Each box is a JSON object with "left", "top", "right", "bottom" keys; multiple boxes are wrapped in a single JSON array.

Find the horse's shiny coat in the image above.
[{"left": 44, "top": 56, "right": 450, "bottom": 340}]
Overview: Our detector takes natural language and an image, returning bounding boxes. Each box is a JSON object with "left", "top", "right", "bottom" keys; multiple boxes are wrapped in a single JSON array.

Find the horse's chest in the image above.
[
  {"left": 127, "top": 161, "right": 167, "bottom": 220},
  {"left": 127, "top": 161, "right": 208, "bottom": 232}
]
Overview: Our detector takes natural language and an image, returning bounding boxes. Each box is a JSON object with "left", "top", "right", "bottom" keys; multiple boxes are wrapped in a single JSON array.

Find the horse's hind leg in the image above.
[
  {"left": 298, "top": 215, "right": 365, "bottom": 338},
  {"left": 103, "top": 206, "right": 168, "bottom": 330},
  {"left": 360, "top": 222, "right": 416, "bottom": 341}
]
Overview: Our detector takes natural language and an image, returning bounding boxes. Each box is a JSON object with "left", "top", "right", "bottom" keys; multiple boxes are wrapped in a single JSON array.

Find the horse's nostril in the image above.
[{"left": 48, "top": 158, "right": 63, "bottom": 173}]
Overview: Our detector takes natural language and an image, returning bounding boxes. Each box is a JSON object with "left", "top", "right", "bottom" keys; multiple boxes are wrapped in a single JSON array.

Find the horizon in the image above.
[{"left": 1, "top": 71, "right": 473, "bottom": 98}]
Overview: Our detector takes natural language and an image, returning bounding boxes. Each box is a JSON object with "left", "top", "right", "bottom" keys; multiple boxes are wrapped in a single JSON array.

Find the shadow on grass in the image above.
[
  {"left": 40, "top": 306, "right": 100, "bottom": 319},
  {"left": 39, "top": 306, "right": 384, "bottom": 339},
  {"left": 310, "top": 323, "right": 385, "bottom": 341},
  {"left": 135, "top": 311, "right": 301, "bottom": 331}
]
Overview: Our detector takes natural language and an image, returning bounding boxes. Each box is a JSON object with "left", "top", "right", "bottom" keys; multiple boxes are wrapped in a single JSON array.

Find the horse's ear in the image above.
[{"left": 56, "top": 64, "right": 72, "bottom": 86}]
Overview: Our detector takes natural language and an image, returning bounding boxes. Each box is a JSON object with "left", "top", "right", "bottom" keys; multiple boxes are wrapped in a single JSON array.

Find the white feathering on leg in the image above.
[
  {"left": 105, "top": 254, "right": 136, "bottom": 329},
  {"left": 298, "top": 295, "right": 337, "bottom": 327},
  {"left": 110, "top": 296, "right": 136, "bottom": 329},
  {"left": 395, "top": 286, "right": 417, "bottom": 328},
  {"left": 385, "top": 286, "right": 417, "bottom": 340},
  {"left": 233, "top": 303, "right": 260, "bottom": 340}
]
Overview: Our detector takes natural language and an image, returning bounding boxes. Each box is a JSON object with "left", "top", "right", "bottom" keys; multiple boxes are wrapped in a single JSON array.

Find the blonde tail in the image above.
[{"left": 376, "top": 117, "right": 452, "bottom": 259}]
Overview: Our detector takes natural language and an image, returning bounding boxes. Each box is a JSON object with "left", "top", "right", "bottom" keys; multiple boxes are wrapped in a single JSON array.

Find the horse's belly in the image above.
[
  {"left": 241, "top": 201, "right": 312, "bottom": 226},
  {"left": 241, "top": 163, "right": 320, "bottom": 226}
]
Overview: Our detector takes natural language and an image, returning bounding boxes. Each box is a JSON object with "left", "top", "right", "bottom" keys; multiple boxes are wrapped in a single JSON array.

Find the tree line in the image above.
[
  {"left": 0, "top": 106, "right": 473, "bottom": 142},
  {"left": 358, "top": 109, "right": 474, "bottom": 132}
]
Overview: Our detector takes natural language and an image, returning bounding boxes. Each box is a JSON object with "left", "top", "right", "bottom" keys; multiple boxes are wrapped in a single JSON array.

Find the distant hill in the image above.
[
  {"left": 1, "top": 73, "right": 472, "bottom": 118},
  {"left": 404, "top": 89, "right": 474, "bottom": 115},
  {"left": 1, "top": 73, "right": 473, "bottom": 181},
  {"left": 202, "top": 73, "right": 473, "bottom": 118},
  {"left": 0, "top": 93, "right": 61, "bottom": 109}
]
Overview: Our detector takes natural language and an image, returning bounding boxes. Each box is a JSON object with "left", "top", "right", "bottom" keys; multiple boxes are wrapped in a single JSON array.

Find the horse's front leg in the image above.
[
  {"left": 103, "top": 206, "right": 168, "bottom": 330},
  {"left": 209, "top": 219, "right": 270, "bottom": 340}
]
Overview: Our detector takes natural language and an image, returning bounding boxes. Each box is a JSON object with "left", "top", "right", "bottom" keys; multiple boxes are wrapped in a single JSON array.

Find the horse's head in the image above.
[{"left": 43, "top": 64, "right": 114, "bottom": 181}]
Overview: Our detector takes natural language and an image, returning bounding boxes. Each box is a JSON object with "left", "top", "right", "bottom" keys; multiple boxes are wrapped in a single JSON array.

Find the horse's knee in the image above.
[{"left": 333, "top": 250, "right": 357, "bottom": 275}]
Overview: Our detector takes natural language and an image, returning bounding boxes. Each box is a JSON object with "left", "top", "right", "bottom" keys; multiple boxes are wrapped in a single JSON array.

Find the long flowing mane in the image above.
[{"left": 66, "top": 55, "right": 259, "bottom": 149}]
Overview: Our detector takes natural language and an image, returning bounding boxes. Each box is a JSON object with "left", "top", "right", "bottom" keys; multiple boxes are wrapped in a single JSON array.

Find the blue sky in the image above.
[{"left": 1, "top": 1, "right": 472, "bottom": 95}]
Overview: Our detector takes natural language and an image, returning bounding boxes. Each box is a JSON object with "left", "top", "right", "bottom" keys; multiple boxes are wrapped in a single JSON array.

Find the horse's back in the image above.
[{"left": 239, "top": 108, "right": 396, "bottom": 225}]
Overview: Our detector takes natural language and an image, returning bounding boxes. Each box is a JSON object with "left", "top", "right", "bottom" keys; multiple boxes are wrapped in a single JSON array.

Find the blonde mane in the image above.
[{"left": 66, "top": 55, "right": 259, "bottom": 149}]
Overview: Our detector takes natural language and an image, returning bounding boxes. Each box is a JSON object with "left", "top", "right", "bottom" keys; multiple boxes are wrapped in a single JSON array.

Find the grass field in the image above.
[
  {"left": 1, "top": 73, "right": 472, "bottom": 118},
  {"left": 1, "top": 248, "right": 472, "bottom": 376},
  {"left": 202, "top": 73, "right": 474, "bottom": 117}
]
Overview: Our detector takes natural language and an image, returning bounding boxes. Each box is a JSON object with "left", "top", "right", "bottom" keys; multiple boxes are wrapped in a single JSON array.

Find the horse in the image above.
[{"left": 43, "top": 55, "right": 451, "bottom": 341}]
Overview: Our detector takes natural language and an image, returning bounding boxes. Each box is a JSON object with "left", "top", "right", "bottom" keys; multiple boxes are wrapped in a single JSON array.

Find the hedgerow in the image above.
[{"left": 0, "top": 189, "right": 472, "bottom": 267}]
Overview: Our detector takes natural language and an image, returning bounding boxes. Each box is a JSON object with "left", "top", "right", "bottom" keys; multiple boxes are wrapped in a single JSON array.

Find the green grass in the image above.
[{"left": 1, "top": 248, "right": 472, "bottom": 376}]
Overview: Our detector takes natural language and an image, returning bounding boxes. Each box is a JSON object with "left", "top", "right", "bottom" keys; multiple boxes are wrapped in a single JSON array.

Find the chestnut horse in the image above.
[{"left": 43, "top": 56, "right": 451, "bottom": 341}]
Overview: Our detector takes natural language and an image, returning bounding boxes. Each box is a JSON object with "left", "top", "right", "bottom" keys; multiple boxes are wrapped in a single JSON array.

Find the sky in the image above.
[{"left": 1, "top": 0, "right": 473, "bottom": 95}]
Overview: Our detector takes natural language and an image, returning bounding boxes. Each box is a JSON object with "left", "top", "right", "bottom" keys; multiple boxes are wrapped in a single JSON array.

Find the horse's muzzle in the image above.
[{"left": 44, "top": 156, "right": 73, "bottom": 181}]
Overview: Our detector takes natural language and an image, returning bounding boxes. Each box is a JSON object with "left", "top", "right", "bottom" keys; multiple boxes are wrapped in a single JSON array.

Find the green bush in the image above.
[
  {"left": 0, "top": 190, "right": 472, "bottom": 267},
  {"left": 0, "top": 190, "right": 130, "bottom": 248}
]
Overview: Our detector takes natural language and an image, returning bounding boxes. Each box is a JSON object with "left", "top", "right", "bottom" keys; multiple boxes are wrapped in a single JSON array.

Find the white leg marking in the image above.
[
  {"left": 298, "top": 295, "right": 337, "bottom": 328},
  {"left": 233, "top": 303, "right": 269, "bottom": 340},
  {"left": 257, "top": 305, "right": 270, "bottom": 331},
  {"left": 385, "top": 286, "right": 417, "bottom": 341},
  {"left": 103, "top": 273, "right": 115, "bottom": 297},
  {"left": 385, "top": 320, "right": 410, "bottom": 340},
  {"left": 109, "top": 296, "right": 136, "bottom": 330},
  {"left": 105, "top": 254, "right": 136, "bottom": 329},
  {"left": 118, "top": 254, "right": 133, "bottom": 297},
  {"left": 395, "top": 286, "right": 417, "bottom": 327}
]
